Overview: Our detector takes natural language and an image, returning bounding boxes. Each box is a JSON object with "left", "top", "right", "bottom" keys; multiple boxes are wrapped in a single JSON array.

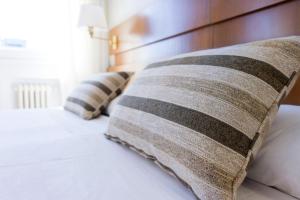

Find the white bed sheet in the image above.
[{"left": 0, "top": 109, "right": 296, "bottom": 200}]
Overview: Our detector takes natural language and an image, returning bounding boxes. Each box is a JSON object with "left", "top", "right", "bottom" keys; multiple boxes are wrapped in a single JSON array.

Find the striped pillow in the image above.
[
  {"left": 106, "top": 36, "right": 300, "bottom": 200},
  {"left": 64, "top": 72, "right": 132, "bottom": 120}
]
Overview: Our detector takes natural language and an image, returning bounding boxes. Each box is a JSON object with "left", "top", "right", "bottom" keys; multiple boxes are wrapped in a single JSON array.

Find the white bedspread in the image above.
[{"left": 0, "top": 109, "right": 296, "bottom": 200}]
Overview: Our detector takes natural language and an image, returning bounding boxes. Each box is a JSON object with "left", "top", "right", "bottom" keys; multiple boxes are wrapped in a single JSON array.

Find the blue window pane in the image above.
[{"left": 2, "top": 38, "right": 26, "bottom": 48}]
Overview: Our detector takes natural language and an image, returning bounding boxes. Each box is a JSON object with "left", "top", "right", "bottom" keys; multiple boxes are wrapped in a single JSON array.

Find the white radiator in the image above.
[{"left": 14, "top": 79, "right": 60, "bottom": 109}]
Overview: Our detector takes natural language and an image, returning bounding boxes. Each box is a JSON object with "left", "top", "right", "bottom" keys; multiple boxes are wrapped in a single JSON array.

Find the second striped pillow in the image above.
[{"left": 64, "top": 72, "right": 133, "bottom": 119}]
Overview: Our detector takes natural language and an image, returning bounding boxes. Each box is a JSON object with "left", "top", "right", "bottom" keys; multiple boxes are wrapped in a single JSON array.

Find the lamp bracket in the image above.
[{"left": 88, "top": 26, "right": 118, "bottom": 50}]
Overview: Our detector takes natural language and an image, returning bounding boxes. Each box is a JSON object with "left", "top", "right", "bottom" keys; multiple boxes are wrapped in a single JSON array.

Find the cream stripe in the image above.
[
  {"left": 99, "top": 78, "right": 118, "bottom": 92},
  {"left": 75, "top": 88, "right": 103, "bottom": 104},
  {"left": 112, "top": 105, "right": 245, "bottom": 175},
  {"left": 139, "top": 65, "right": 278, "bottom": 107},
  {"left": 108, "top": 125, "right": 233, "bottom": 198},
  {"left": 64, "top": 101, "right": 92, "bottom": 119},
  {"left": 107, "top": 76, "right": 121, "bottom": 87},
  {"left": 80, "top": 83, "right": 109, "bottom": 98},
  {"left": 85, "top": 76, "right": 117, "bottom": 92},
  {"left": 126, "top": 85, "right": 259, "bottom": 139},
  {"left": 103, "top": 73, "right": 125, "bottom": 83},
  {"left": 89, "top": 74, "right": 123, "bottom": 84},
  {"left": 154, "top": 149, "right": 232, "bottom": 200},
  {"left": 135, "top": 75, "right": 267, "bottom": 122}
]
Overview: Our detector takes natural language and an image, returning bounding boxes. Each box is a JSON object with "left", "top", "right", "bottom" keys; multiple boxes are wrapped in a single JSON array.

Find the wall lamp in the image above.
[{"left": 78, "top": 4, "right": 118, "bottom": 50}]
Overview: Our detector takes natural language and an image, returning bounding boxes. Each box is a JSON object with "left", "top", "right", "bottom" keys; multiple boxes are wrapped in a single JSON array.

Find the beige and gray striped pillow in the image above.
[
  {"left": 64, "top": 72, "right": 132, "bottom": 120},
  {"left": 106, "top": 36, "right": 300, "bottom": 200}
]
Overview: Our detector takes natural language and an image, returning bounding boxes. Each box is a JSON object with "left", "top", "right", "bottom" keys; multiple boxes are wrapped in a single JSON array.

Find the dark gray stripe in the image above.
[
  {"left": 119, "top": 95, "right": 252, "bottom": 157},
  {"left": 67, "top": 97, "right": 95, "bottom": 112},
  {"left": 115, "top": 88, "right": 122, "bottom": 95},
  {"left": 99, "top": 105, "right": 105, "bottom": 113},
  {"left": 146, "top": 55, "right": 289, "bottom": 92},
  {"left": 287, "top": 71, "right": 297, "bottom": 87},
  {"left": 84, "top": 81, "right": 112, "bottom": 95},
  {"left": 135, "top": 76, "right": 268, "bottom": 122},
  {"left": 118, "top": 72, "right": 130, "bottom": 79}
]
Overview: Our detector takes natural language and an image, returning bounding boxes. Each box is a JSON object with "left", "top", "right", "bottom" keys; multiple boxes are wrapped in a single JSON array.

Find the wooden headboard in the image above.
[{"left": 108, "top": 0, "right": 300, "bottom": 104}]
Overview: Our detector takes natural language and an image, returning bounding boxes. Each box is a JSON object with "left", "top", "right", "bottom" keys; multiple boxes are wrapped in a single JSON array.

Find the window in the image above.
[{"left": 0, "top": 0, "right": 72, "bottom": 51}]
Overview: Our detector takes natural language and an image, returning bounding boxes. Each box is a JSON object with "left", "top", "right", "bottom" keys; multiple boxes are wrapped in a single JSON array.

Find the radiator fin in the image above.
[{"left": 14, "top": 79, "right": 59, "bottom": 109}]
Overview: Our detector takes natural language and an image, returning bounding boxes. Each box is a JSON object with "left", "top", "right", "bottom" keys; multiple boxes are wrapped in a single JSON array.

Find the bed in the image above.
[
  {"left": 1, "top": 1, "right": 300, "bottom": 199},
  {"left": 0, "top": 108, "right": 297, "bottom": 200}
]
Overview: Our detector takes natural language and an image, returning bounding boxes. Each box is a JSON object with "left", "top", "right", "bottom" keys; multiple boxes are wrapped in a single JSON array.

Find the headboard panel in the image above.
[{"left": 108, "top": 0, "right": 300, "bottom": 104}]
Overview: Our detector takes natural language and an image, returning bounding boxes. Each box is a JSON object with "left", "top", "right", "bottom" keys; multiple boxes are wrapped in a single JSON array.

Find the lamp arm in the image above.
[
  {"left": 88, "top": 26, "right": 118, "bottom": 50},
  {"left": 88, "top": 26, "right": 109, "bottom": 41}
]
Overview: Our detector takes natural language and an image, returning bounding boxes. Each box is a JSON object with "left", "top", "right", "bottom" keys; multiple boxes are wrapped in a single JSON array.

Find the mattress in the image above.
[{"left": 0, "top": 108, "right": 296, "bottom": 200}]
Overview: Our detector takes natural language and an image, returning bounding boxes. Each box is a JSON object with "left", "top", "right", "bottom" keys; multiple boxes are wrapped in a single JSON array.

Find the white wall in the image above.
[
  {"left": 106, "top": 0, "right": 157, "bottom": 28},
  {"left": 0, "top": 49, "right": 63, "bottom": 109},
  {"left": 0, "top": 0, "right": 109, "bottom": 110},
  {"left": 0, "top": 0, "right": 74, "bottom": 110}
]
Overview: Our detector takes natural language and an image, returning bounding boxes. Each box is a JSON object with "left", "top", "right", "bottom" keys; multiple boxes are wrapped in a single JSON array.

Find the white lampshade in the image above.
[{"left": 78, "top": 4, "right": 107, "bottom": 30}]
